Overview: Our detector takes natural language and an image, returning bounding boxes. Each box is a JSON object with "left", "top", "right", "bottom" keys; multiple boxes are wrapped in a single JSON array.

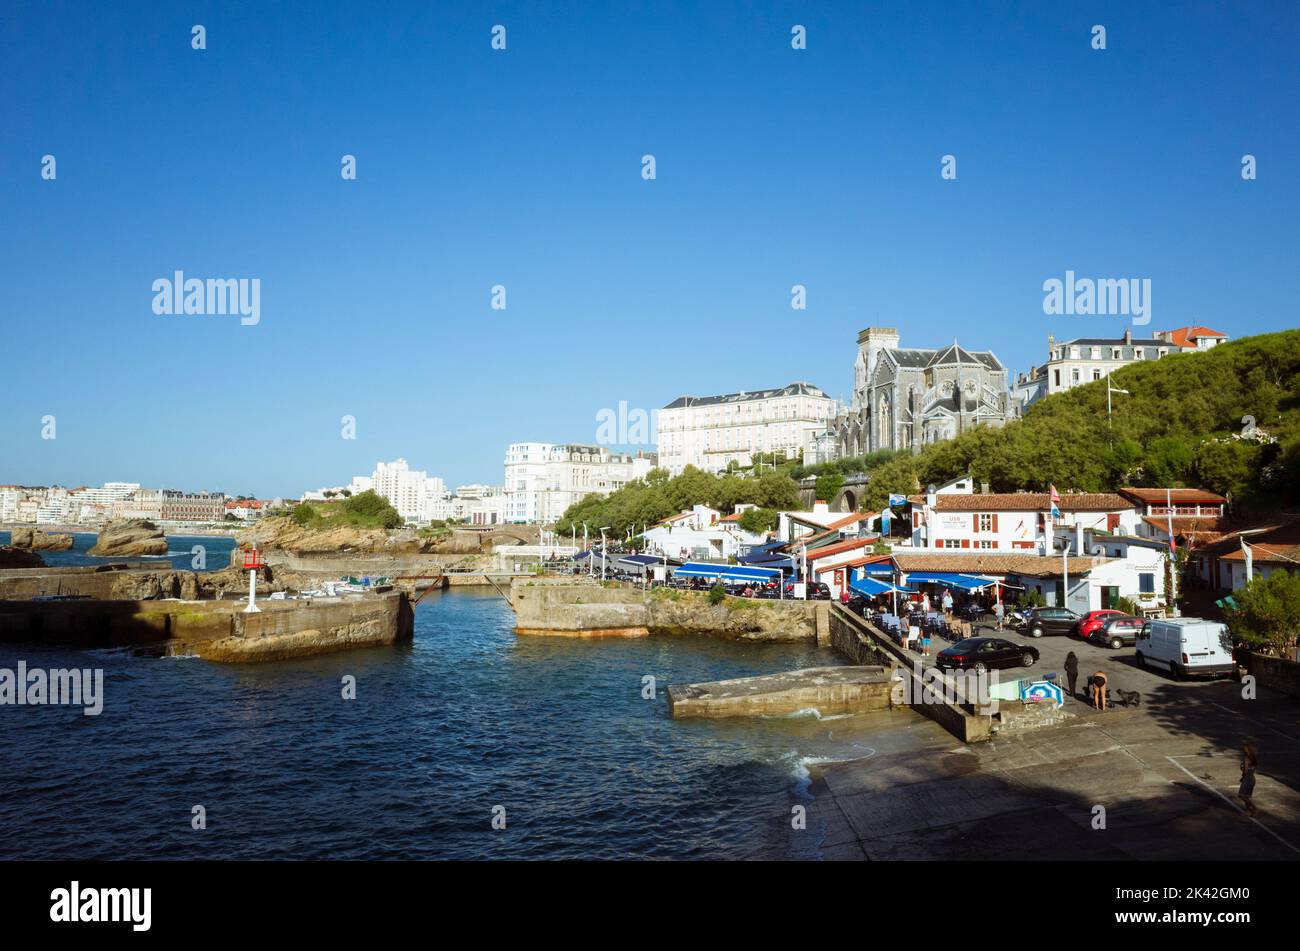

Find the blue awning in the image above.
[
  {"left": 904, "top": 571, "right": 997, "bottom": 591},
  {"left": 674, "top": 562, "right": 782, "bottom": 583},
  {"left": 858, "top": 564, "right": 894, "bottom": 575},
  {"left": 616, "top": 554, "right": 661, "bottom": 566},
  {"left": 849, "top": 577, "right": 916, "bottom": 597}
]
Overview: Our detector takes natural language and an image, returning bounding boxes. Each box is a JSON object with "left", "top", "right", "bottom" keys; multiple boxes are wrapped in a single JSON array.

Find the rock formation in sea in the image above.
[
  {"left": 7, "top": 527, "right": 75, "bottom": 551},
  {"left": 88, "top": 519, "right": 169, "bottom": 557}
]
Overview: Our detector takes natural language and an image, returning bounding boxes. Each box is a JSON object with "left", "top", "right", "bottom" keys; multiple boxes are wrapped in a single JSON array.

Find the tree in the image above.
[
  {"left": 1226, "top": 571, "right": 1300, "bottom": 656},
  {"left": 738, "top": 507, "right": 778, "bottom": 534},
  {"left": 814, "top": 471, "right": 844, "bottom": 505}
]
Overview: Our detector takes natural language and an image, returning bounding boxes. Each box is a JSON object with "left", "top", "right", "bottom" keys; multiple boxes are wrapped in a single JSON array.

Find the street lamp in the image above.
[{"left": 599, "top": 527, "right": 611, "bottom": 580}]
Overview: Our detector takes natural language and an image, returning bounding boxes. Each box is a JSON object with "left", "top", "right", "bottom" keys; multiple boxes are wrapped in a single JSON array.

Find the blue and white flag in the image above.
[
  {"left": 881, "top": 507, "right": 891, "bottom": 535},
  {"left": 888, "top": 494, "right": 908, "bottom": 506}
]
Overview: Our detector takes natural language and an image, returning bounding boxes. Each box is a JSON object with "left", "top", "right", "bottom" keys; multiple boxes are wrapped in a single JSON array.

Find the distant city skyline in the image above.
[{"left": 4, "top": 1, "right": 1297, "bottom": 495}]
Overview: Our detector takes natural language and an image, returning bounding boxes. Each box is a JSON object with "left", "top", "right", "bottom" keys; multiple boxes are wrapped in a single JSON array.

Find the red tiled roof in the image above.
[
  {"left": 1222, "top": 543, "right": 1300, "bottom": 565},
  {"left": 805, "top": 537, "right": 877, "bottom": 562},
  {"left": 1161, "top": 326, "right": 1227, "bottom": 348},
  {"left": 1121, "top": 487, "right": 1227, "bottom": 505},
  {"left": 719, "top": 513, "right": 742, "bottom": 522},
  {"left": 892, "top": 551, "right": 1103, "bottom": 577}
]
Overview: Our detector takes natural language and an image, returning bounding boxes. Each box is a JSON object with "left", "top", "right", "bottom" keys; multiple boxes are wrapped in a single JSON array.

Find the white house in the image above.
[{"left": 906, "top": 478, "right": 1138, "bottom": 552}]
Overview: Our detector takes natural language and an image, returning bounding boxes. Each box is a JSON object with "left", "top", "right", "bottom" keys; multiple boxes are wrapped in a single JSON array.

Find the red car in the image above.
[{"left": 1075, "top": 609, "right": 1126, "bottom": 639}]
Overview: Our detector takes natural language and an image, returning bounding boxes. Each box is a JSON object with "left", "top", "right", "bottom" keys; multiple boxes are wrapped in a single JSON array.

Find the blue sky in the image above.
[{"left": 2, "top": 0, "right": 1297, "bottom": 497}]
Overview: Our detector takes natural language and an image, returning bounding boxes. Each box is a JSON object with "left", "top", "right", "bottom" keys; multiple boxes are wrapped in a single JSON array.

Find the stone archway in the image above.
[{"left": 836, "top": 488, "right": 858, "bottom": 513}]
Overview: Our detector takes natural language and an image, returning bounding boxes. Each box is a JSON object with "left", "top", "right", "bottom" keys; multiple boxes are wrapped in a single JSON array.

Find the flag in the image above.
[
  {"left": 1242, "top": 537, "right": 1253, "bottom": 582},
  {"left": 1049, "top": 484, "right": 1061, "bottom": 519},
  {"left": 881, "top": 507, "right": 891, "bottom": 536},
  {"left": 888, "top": 493, "right": 908, "bottom": 506}
]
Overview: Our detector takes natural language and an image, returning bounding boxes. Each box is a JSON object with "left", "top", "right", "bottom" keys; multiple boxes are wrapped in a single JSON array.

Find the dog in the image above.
[{"left": 1114, "top": 688, "right": 1141, "bottom": 709}]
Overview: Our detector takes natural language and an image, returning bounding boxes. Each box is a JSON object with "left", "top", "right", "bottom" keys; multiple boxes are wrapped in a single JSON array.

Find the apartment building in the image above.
[
  {"left": 504, "top": 443, "right": 656, "bottom": 523},
  {"left": 658, "top": 382, "right": 835, "bottom": 473}
]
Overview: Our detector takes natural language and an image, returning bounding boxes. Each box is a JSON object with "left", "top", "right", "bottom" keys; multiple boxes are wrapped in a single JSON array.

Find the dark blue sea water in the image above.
[
  {"left": 1, "top": 572, "right": 937, "bottom": 859},
  {"left": 1, "top": 531, "right": 237, "bottom": 572}
]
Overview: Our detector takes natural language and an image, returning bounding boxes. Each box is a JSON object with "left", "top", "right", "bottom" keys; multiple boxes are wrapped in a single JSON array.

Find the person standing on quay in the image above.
[
  {"left": 1239, "top": 742, "right": 1259, "bottom": 818},
  {"left": 993, "top": 600, "right": 1005, "bottom": 631},
  {"left": 1064, "top": 651, "right": 1080, "bottom": 699},
  {"left": 942, "top": 590, "right": 953, "bottom": 621},
  {"left": 1091, "top": 669, "right": 1108, "bottom": 710}
]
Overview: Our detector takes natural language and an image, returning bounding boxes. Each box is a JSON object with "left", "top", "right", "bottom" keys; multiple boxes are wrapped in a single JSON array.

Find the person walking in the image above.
[
  {"left": 1091, "top": 669, "right": 1108, "bottom": 710},
  {"left": 1064, "top": 650, "right": 1080, "bottom": 699},
  {"left": 993, "top": 600, "right": 1005, "bottom": 631},
  {"left": 942, "top": 590, "right": 953, "bottom": 621},
  {"left": 1239, "top": 742, "right": 1259, "bottom": 817},
  {"left": 922, "top": 592, "right": 931, "bottom": 614}
]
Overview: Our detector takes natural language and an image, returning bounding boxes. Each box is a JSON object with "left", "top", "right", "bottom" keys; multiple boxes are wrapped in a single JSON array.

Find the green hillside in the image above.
[{"left": 860, "top": 329, "right": 1300, "bottom": 514}]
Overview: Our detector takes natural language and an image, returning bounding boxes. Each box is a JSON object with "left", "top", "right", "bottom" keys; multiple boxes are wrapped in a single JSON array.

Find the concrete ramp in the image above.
[{"left": 667, "top": 666, "right": 892, "bottom": 719}]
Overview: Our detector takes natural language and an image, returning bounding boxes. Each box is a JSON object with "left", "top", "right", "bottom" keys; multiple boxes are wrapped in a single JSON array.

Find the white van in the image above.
[{"left": 1135, "top": 618, "right": 1235, "bottom": 679}]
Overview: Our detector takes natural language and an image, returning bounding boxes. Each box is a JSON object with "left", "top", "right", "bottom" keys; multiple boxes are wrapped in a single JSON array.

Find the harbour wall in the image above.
[
  {"left": 510, "top": 578, "right": 825, "bottom": 642},
  {"left": 828, "top": 604, "right": 996, "bottom": 743},
  {"left": 0, "top": 591, "right": 413, "bottom": 662}
]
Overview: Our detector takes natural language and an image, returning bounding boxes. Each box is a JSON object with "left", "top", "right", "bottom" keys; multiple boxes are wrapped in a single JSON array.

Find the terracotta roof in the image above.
[
  {"left": 1121, "top": 487, "right": 1227, "bottom": 505},
  {"left": 841, "top": 553, "right": 896, "bottom": 570},
  {"left": 1161, "top": 326, "right": 1227, "bottom": 348},
  {"left": 928, "top": 492, "right": 1130, "bottom": 513},
  {"left": 892, "top": 551, "right": 1104, "bottom": 577},
  {"left": 1222, "top": 543, "right": 1300, "bottom": 565},
  {"left": 825, "top": 512, "right": 871, "bottom": 531},
  {"left": 719, "top": 513, "right": 742, "bottom": 522},
  {"left": 805, "top": 537, "right": 877, "bottom": 562}
]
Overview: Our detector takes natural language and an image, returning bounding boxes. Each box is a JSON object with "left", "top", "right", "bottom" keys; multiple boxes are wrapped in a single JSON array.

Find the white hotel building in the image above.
[
  {"left": 504, "top": 444, "right": 656, "bottom": 524},
  {"left": 351, "top": 459, "right": 448, "bottom": 525},
  {"left": 657, "top": 382, "right": 836, "bottom": 473}
]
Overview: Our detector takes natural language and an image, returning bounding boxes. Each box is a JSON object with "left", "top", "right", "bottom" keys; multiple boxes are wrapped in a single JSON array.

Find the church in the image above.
[{"left": 826, "top": 327, "right": 1015, "bottom": 457}]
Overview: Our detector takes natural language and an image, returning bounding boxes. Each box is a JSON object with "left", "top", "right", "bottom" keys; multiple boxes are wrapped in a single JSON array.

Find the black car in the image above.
[
  {"left": 936, "top": 637, "right": 1039, "bottom": 672},
  {"left": 1017, "top": 607, "right": 1082, "bottom": 638},
  {"left": 1088, "top": 615, "right": 1146, "bottom": 649},
  {"left": 784, "top": 580, "right": 831, "bottom": 600}
]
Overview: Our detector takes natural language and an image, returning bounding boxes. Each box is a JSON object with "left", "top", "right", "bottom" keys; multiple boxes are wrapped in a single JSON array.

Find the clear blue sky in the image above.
[{"left": 3, "top": 0, "right": 1297, "bottom": 497}]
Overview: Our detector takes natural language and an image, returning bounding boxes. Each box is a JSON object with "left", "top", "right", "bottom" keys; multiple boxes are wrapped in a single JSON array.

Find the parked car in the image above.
[
  {"left": 1088, "top": 615, "right": 1145, "bottom": 649},
  {"left": 1075, "top": 609, "right": 1127, "bottom": 639},
  {"left": 936, "top": 637, "right": 1039, "bottom": 672},
  {"left": 1016, "top": 607, "right": 1082, "bottom": 638},
  {"left": 784, "top": 580, "right": 831, "bottom": 600},
  {"left": 1135, "top": 618, "right": 1235, "bottom": 679}
]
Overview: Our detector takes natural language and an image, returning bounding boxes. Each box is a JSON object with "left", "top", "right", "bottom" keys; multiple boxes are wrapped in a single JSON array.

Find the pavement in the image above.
[{"left": 810, "top": 618, "right": 1300, "bottom": 860}]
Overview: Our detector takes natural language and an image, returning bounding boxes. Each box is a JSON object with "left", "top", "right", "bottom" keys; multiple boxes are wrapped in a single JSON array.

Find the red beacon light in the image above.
[{"left": 242, "top": 547, "right": 265, "bottom": 570}]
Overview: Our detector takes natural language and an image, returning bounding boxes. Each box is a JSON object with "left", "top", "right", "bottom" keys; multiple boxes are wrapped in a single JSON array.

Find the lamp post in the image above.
[{"left": 599, "top": 527, "right": 610, "bottom": 580}]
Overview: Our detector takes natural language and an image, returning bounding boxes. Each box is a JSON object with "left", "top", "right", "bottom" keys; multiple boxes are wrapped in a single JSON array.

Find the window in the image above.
[
  {"left": 1053, "top": 369, "right": 1061, "bottom": 387},
  {"left": 1072, "top": 369, "right": 1080, "bottom": 384},
  {"left": 978, "top": 514, "right": 993, "bottom": 532},
  {"left": 1111, "top": 348, "right": 1121, "bottom": 360},
  {"left": 1139, "top": 573, "right": 1155, "bottom": 594},
  {"left": 1092, "top": 369, "right": 1101, "bottom": 381},
  {"left": 941, "top": 539, "right": 962, "bottom": 549},
  {"left": 1091, "top": 347, "right": 1100, "bottom": 359},
  {"left": 977, "top": 540, "right": 995, "bottom": 549}
]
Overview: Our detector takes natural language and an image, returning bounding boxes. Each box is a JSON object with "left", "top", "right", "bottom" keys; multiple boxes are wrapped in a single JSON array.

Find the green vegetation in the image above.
[
  {"left": 738, "top": 507, "right": 779, "bottom": 534},
  {"left": 814, "top": 471, "right": 844, "bottom": 504},
  {"left": 287, "top": 490, "right": 404, "bottom": 530},
  {"left": 554, "top": 466, "right": 800, "bottom": 537},
  {"left": 1226, "top": 571, "right": 1300, "bottom": 657},
  {"left": 708, "top": 582, "right": 727, "bottom": 605},
  {"left": 860, "top": 331, "right": 1300, "bottom": 514}
]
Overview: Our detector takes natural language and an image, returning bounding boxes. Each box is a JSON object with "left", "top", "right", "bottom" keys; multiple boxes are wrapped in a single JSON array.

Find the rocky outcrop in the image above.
[
  {"left": 7, "top": 528, "right": 75, "bottom": 551},
  {"left": 509, "top": 579, "right": 821, "bottom": 642},
  {"left": 0, "top": 546, "right": 45, "bottom": 569},
  {"left": 88, "top": 520, "right": 168, "bottom": 557},
  {"left": 237, "top": 517, "right": 536, "bottom": 557}
]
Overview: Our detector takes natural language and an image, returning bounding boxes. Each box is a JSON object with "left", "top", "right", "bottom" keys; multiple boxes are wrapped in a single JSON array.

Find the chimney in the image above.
[
  {"left": 813, "top": 500, "right": 829, "bottom": 514},
  {"left": 980, "top": 482, "right": 990, "bottom": 495},
  {"left": 926, "top": 483, "right": 937, "bottom": 509},
  {"left": 1124, "top": 328, "right": 1132, "bottom": 345}
]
